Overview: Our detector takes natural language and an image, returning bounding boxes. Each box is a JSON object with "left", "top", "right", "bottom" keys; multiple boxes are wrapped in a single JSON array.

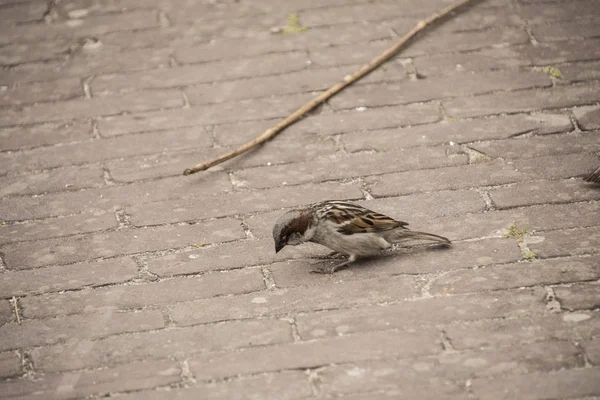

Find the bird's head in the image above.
[{"left": 272, "top": 210, "right": 311, "bottom": 253}]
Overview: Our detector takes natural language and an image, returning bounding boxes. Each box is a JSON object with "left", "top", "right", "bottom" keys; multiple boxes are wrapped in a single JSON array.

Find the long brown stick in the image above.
[{"left": 183, "top": 0, "right": 478, "bottom": 175}]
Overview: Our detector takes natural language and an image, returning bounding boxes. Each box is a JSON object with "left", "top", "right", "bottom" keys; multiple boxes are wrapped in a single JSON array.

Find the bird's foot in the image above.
[{"left": 311, "top": 260, "right": 351, "bottom": 274}]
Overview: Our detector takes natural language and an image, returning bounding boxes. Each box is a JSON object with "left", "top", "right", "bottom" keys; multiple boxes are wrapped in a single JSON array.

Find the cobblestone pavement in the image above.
[{"left": 1, "top": 0, "right": 600, "bottom": 398}]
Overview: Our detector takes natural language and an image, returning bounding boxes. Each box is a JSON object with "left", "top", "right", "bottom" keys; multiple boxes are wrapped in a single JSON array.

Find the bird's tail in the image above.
[
  {"left": 584, "top": 166, "right": 600, "bottom": 184},
  {"left": 387, "top": 229, "right": 451, "bottom": 245}
]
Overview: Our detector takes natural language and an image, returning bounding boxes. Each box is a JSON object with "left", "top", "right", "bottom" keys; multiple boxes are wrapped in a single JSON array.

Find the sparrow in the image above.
[
  {"left": 273, "top": 200, "right": 451, "bottom": 274},
  {"left": 584, "top": 166, "right": 600, "bottom": 184}
]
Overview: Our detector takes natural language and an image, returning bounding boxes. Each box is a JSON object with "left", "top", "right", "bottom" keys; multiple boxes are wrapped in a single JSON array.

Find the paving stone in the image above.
[
  {"left": 233, "top": 147, "right": 467, "bottom": 189},
  {"left": 101, "top": 100, "right": 438, "bottom": 140},
  {"left": 489, "top": 179, "right": 600, "bottom": 209},
  {"left": 0, "top": 164, "right": 104, "bottom": 197},
  {"left": 31, "top": 318, "right": 291, "bottom": 372},
  {"left": 554, "top": 282, "right": 600, "bottom": 311},
  {"left": 470, "top": 367, "right": 600, "bottom": 400},
  {"left": 429, "top": 256, "right": 600, "bottom": 296},
  {"left": 296, "top": 288, "right": 545, "bottom": 340},
  {"left": 0, "top": 351, "right": 21, "bottom": 379},
  {"left": 0, "top": 47, "right": 171, "bottom": 85},
  {"left": 98, "top": 93, "right": 315, "bottom": 135},
  {"left": 319, "top": 341, "right": 582, "bottom": 396},
  {"left": 21, "top": 268, "right": 265, "bottom": 319},
  {"left": 312, "top": 27, "right": 528, "bottom": 66},
  {"left": 413, "top": 40, "right": 600, "bottom": 77},
  {"left": 0, "top": 37, "right": 71, "bottom": 65},
  {"left": 532, "top": 20, "right": 600, "bottom": 42},
  {"left": 335, "top": 392, "right": 464, "bottom": 400},
  {"left": 0, "top": 77, "right": 82, "bottom": 107},
  {"left": 0, "top": 257, "right": 138, "bottom": 297},
  {"left": 128, "top": 182, "right": 363, "bottom": 226},
  {"left": 0, "top": 359, "right": 181, "bottom": 400},
  {"left": 355, "top": 194, "right": 485, "bottom": 222},
  {"left": 167, "top": 274, "right": 423, "bottom": 326},
  {"left": 517, "top": 0, "right": 599, "bottom": 24},
  {"left": 512, "top": 153, "right": 600, "bottom": 181},
  {"left": 173, "top": 20, "right": 391, "bottom": 64},
  {"left": 471, "top": 132, "right": 600, "bottom": 160},
  {"left": 0, "top": 309, "right": 165, "bottom": 352},
  {"left": 408, "top": 201, "right": 600, "bottom": 244},
  {"left": 341, "top": 113, "right": 572, "bottom": 152},
  {"left": 573, "top": 104, "right": 600, "bottom": 131},
  {"left": 94, "top": 52, "right": 309, "bottom": 94},
  {"left": 444, "top": 82, "right": 600, "bottom": 118},
  {"left": 310, "top": 40, "right": 394, "bottom": 68},
  {"left": 180, "top": 65, "right": 398, "bottom": 107},
  {"left": 365, "top": 161, "right": 524, "bottom": 197},
  {"left": 0, "top": 173, "right": 232, "bottom": 220},
  {"left": 528, "top": 227, "right": 600, "bottom": 258},
  {"left": 0, "top": 120, "right": 91, "bottom": 151},
  {"left": 271, "top": 238, "right": 521, "bottom": 288},
  {"left": 559, "top": 61, "right": 600, "bottom": 84},
  {"left": 0, "top": 2, "right": 47, "bottom": 24},
  {"left": 428, "top": 4, "right": 525, "bottom": 32},
  {"left": 106, "top": 133, "right": 337, "bottom": 181},
  {"left": 0, "top": 127, "right": 214, "bottom": 173},
  {"left": 0, "top": 10, "right": 160, "bottom": 46},
  {"left": 0, "top": 301, "right": 13, "bottom": 326},
  {"left": 2, "top": 218, "right": 244, "bottom": 269},
  {"left": 325, "top": 372, "right": 468, "bottom": 400},
  {"left": 445, "top": 312, "right": 598, "bottom": 350},
  {"left": 300, "top": 2, "right": 417, "bottom": 25},
  {"left": 283, "top": 102, "right": 442, "bottom": 137},
  {"left": 189, "top": 329, "right": 441, "bottom": 381},
  {"left": 116, "top": 371, "right": 312, "bottom": 400},
  {"left": 147, "top": 238, "right": 333, "bottom": 278},
  {"left": 328, "top": 70, "right": 550, "bottom": 110},
  {"left": 0, "top": 89, "right": 184, "bottom": 127},
  {"left": 0, "top": 211, "right": 118, "bottom": 245},
  {"left": 583, "top": 337, "right": 600, "bottom": 365}
]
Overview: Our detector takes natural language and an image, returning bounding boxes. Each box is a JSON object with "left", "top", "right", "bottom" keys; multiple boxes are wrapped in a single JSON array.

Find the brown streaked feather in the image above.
[
  {"left": 584, "top": 166, "right": 600, "bottom": 184},
  {"left": 312, "top": 201, "right": 408, "bottom": 235},
  {"left": 282, "top": 211, "right": 312, "bottom": 237}
]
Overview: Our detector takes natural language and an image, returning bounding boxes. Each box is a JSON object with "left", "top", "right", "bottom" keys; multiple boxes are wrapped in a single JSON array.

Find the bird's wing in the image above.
[{"left": 314, "top": 201, "right": 408, "bottom": 235}]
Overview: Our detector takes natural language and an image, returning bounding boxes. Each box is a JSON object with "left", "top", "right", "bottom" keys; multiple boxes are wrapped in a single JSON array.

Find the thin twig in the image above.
[
  {"left": 11, "top": 296, "right": 21, "bottom": 325},
  {"left": 183, "top": 0, "right": 478, "bottom": 175}
]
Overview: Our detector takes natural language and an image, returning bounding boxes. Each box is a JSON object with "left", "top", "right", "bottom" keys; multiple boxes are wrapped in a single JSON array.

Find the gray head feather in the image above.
[{"left": 273, "top": 210, "right": 310, "bottom": 253}]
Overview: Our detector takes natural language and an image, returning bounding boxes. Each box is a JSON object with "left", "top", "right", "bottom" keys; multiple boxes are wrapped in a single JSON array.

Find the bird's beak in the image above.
[{"left": 275, "top": 243, "right": 284, "bottom": 253}]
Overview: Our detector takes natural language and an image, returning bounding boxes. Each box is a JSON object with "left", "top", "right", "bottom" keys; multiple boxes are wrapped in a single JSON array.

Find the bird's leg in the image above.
[{"left": 311, "top": 255, "right": 356, "bottom": 274}]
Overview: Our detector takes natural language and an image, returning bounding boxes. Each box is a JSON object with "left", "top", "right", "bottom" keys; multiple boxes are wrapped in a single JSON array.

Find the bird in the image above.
[
  {"left": 584, "top": 166, "right": 600, "bottom": 184},
  {"left": 272, "top": 200, "right": 451, "bottom": 274}
]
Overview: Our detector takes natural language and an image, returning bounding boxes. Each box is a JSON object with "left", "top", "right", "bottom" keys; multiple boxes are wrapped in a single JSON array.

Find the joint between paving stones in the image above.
[
  {"left": 91, "top": 117, "right": 101, "bottom": 139},
  {"left": 306, "top": 367, "right": 323, "bottom": 397},
  {"left": 132, "top": 255, "right": 160, "bottom": 283},
  {"left": 439, "top": 328, "right": 457, "bottom": 353},
  {"left": 115, "top": 209, "right": 132, "bottom": 229},
  {"left": 475, "top": 187, "right": 496, "bottom": 211},
  {"left": 0, "top": 252, "right": 7, "bottom": 272},
  {"left": 544, "top": 286, "right": 562, "bottom": 313},
  {"left": 82, "top": 76, "right": 94, "bottom": 98},
  {"left": 181, "top": 90, "right": 191, "bottom": 109},
  {"left": 157, "top": 10, "right": 171, "bottom": 28},
  {"left": 17, "top": 348, "right": 36, "bottom": 378},
  {"left": 260, "top": 266, "right": 276, "bottom": 290},
  {"left": 573, "top": 340, "right": 594, "bottom": 368}
]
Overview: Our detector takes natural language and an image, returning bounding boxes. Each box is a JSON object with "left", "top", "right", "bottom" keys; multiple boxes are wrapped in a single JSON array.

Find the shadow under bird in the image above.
[{"left": 273, "top": 200, "right": 451, "bottom": 273}]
